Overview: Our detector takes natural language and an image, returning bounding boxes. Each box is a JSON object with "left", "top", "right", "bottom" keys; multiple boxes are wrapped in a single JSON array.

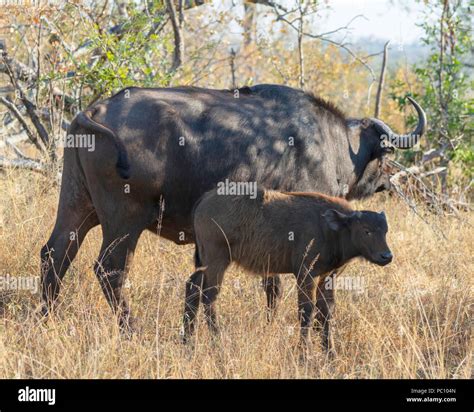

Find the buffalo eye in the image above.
[{"left": 365, "top": 229, "right": 372, "bottom": 236}]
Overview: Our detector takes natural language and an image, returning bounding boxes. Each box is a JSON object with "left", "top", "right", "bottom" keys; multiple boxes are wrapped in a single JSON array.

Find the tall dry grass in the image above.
[{"left": 0, "top": 170, "right": 472, "bottom": 378}]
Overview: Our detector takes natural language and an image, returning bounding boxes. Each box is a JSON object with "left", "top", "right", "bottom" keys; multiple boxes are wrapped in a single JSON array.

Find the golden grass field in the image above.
[{"left": 0, "top": 170, "right": 472, "bottom": 379}]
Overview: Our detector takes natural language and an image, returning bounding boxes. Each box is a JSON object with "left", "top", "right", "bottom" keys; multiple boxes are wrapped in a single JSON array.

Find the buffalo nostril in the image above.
[{"left": 381, "top": 251, "right": 393, "bottom": 261}]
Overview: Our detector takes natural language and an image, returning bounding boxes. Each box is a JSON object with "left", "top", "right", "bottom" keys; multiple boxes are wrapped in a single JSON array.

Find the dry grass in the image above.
[{"left": 0, "top": 170, "right": 472, "bottom": 379}]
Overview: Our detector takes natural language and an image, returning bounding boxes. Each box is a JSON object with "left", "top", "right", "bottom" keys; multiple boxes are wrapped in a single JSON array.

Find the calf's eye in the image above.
[{"left": 365, "top": 230, "right": 372, "bottom": 236}]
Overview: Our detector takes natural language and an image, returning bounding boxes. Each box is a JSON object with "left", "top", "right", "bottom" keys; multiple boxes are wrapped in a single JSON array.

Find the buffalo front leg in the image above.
[
  {"left": 94, "top": 228, "right": 142, "bottom": 333},
  {"left": 262, "top": 275, "right": 282, "bottom": 322},
  {"left": 314, "top": 272, "right": 336, "bottom": 352}
]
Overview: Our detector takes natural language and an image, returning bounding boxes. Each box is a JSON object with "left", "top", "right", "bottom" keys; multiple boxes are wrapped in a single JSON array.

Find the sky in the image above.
[
  {"left": 215, "top": 0, "right": 428, "bottom": 50},
  {"left": 319, "top": 0, "right": 426, "bottom": 44}
]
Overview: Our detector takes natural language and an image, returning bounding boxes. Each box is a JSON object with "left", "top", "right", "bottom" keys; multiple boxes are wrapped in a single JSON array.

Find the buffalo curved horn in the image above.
[{"left": 372, "top": 97, "right": 427, "bottom": 149}]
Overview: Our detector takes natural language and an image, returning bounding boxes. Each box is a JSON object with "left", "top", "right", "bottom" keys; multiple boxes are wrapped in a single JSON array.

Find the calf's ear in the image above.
[
  {"left": 323, "top": 209, "right": 349, "bottom": 231},
  {"left": 361, "top": 118, "right": 372, "bottom": 129}
]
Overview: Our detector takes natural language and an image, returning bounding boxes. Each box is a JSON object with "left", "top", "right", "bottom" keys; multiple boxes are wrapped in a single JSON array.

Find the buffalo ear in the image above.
[{"left": 323, "top": 209, "right": 349, "bottom": 231}]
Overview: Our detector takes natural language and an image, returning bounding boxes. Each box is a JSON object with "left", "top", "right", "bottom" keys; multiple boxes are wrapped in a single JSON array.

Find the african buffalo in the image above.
[
  {"left": 39, "top": 84, "right": 425, "bottom": 330},
  {"left": 183, "top": 189, "right": 392, "bottom": 350}
]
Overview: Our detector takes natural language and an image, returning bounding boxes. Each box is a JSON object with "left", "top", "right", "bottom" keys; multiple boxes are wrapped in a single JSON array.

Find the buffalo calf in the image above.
[{"left": 183, "top": 189, "right": 392, "bottom": 351}]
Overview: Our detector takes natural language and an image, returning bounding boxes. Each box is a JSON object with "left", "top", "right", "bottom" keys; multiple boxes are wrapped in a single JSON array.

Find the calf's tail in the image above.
[{"left": 75, "top": 105, "right": 130, "bottom": 179}]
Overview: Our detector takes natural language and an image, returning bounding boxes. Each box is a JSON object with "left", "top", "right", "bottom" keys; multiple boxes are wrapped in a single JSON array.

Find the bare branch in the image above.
[
  {"left": 1, "top": 53, "right": 51, "bottom": 155},
  {"left": 0, "top": 55, "right": 37, "bottom": 83},
  {"left": 178, "top": 0, "right": 184, "bottom": 27},
  {"left": 304, "top": 14, "right": 367, "bottom": 40},
  {"left": 301, "top": 32, "right": 376, "bottom": 81},
  {"left": 0, "top": 132, "right": 28, "bottom": 148},
  {"left": 5, "top": 138, "right": 35, "bottom": 161},
  {"left": 261, "top": 2, "right": 377, "bottom": 88},
  {"left": 0, "top": 97, "right": 46, "bottom": 153},
  {"left": 0, "top": 85, "right": 14, "bottom": 95},
  {"left": 247, "top": 0, "right": 289, "bottom": 13},
  {"left": 166, "top": 0, "right": 185, "bottom": 73},
  {"left": 374, "top": 40, "right": 390, "bottom": 118},
  {"left": 389, "top": 158, "right": 471, "bottom": 220},
  {"left": 297, "top": 5, "right": 305, "bottom": 88},
  {"left": 229, "top": 48, "right": 237, "bottom": 89},
  {"left": 0, "top": 155, "right": 48, "bottom": 175},
  {"left": 38, "top": 108, "right": 70, "bottom": 131},
  {"left": 421, "top": 144, "right": 449, "bottom": 164}
]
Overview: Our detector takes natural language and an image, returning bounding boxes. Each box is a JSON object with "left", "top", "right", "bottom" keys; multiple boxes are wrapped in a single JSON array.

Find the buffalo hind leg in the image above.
[
  {"left": 314, "top": 272, "right": 336, "bottom": 352},
  {"left": 40, "top": 147, "right": 99, "bottom": 317},
  {"left": 40, "top": 208, "right": 98, "bottom": 317},
  {"left": 94, "top": 227, "right": 142, "bottom": 334},
  {"left": 262, "top": 275, "right": 282, "bottom": 322}
]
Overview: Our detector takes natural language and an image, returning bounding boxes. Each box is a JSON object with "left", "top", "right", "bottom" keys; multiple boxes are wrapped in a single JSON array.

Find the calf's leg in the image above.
[
  {"left": 295, "top": 272, "right": 317, "bottom": 346},
  {"left": 201, "top": 262, "right": 228, "bottom": 334},
  {"left": 314, "top": 272, "right": 336, "bottom": 351},
  {"left": 182, "top": 242, "right": 229, "bottom": 341},
  {"left": 183, "top": 269, "right": 204, "bottom": 341},
  {"left": 262, "top": 275, "right": 282, "bottom": 322}
]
